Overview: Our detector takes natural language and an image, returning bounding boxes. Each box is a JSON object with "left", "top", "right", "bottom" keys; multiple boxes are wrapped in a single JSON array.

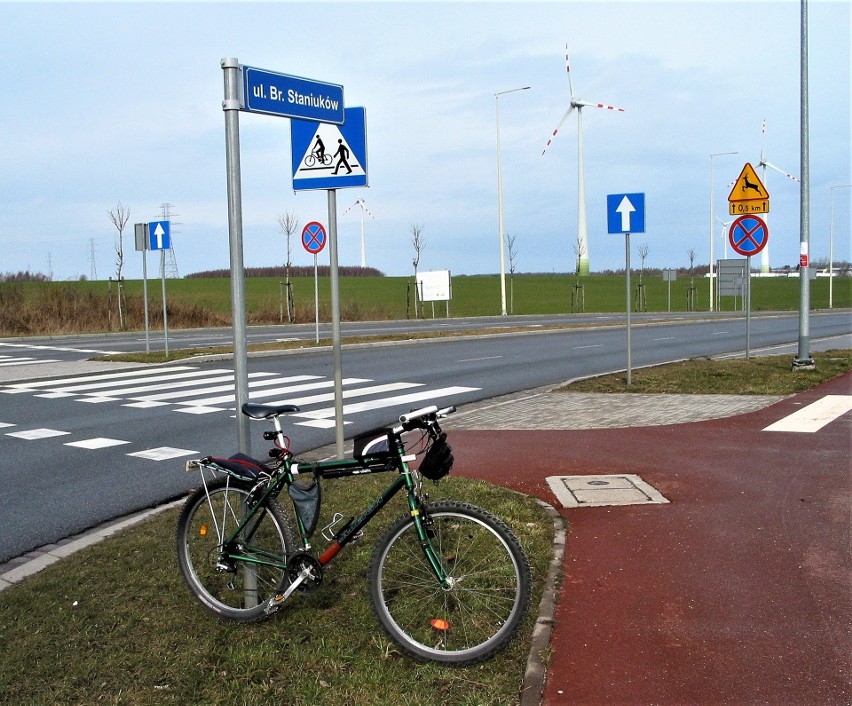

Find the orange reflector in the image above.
[
  {"left": 199, "top": 523, "right": 208, "bottom": 537},
  {"left": 431, "top": 618, "right": 450, "bottom": 631}
]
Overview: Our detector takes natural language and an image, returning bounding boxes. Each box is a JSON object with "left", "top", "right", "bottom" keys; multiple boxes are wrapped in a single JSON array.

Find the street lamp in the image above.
[
  {"left": 709, "top": 151, "right": 738, "bottom": 311},
  {"left": 496, "top": 86, "right": 531, "bottom": 316},
  {"left": 829, "top": 184, "right": 851, "bottom": 309}
]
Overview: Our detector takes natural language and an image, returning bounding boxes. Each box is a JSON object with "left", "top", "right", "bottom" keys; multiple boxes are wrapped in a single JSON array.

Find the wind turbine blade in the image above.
[
  {"left": 564, "top": 43, "right": 575, "bottom": 100},
  {"left": 541, "top": 106, "right": 575, "bottom": 156},
  {"left": 343, "top": 200, "right": 360, "bottom": 215},
  {"left": 760, "top": 119, "right": 766, "bottom": 164},
  {"left": 575, "top": 99, "right": 625, "bottom": 112},
  {"left": 762, "top": 161, "right": 800, "bottom": 183}
]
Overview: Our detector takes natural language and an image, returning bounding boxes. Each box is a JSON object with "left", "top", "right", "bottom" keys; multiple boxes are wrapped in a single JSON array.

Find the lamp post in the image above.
[
  {"left": 829, "top": 184, "right": 851, "bottom": 309},
  {"left": 496, "top": 86, "right": 530, "bottom": 316},
  {"left": 709, "top": 151, "right": 738, "bottom": 311}
]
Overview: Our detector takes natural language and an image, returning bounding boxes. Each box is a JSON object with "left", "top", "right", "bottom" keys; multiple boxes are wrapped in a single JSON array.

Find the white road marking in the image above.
[{"left": 763, "top": 395, "right": 852, "bottom": 433}]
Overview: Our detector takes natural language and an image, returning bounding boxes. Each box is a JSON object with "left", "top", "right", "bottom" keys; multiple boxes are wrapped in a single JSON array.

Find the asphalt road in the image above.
[{"left": 0, "top": 311, "right": 849, "bottom": 563}]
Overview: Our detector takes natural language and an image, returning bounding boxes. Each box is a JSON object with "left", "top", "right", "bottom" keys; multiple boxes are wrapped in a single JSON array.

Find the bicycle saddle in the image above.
[{"left": 241, "top": 402, "right": 301, "bottom": 420}]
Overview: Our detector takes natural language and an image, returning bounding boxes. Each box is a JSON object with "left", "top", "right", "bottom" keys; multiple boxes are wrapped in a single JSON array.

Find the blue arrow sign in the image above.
[
  {"left": 291, "top": 107, "right": 368, "bottom": 191},
  {"left": 242, "top": 66, "right": 344, "bottom": 124},
  {"left": 148, "top": 221, "right": 170, "bottom": 250},
  {"left": 607, "top": 193, "right": 646, "bottom": 234}
]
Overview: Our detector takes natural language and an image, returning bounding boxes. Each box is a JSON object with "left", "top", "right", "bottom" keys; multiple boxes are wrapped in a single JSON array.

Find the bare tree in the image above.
[
  {"left": 107, "top": 202, "right": 130, "bottom": 330},
  {"left": 277, "top": 211, "right": 300, "bottom": 322},
  {"left": 506, "top": 233, "right": 518, "bottom": 314},
  {"left": 410, "top": 222, "right": 425, "bottom": 318},
  {"left": 572, "top": 236, "right": 586, "bottom": 277},
  {"left": 638, "top": 241, "right": 650, "bottom": 283}
]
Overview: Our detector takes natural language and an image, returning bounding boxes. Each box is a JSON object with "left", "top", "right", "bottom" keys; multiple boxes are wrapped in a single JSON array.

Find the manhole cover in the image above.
[{"left": 546, "top": 474, "right": 669, "bottom": 509}]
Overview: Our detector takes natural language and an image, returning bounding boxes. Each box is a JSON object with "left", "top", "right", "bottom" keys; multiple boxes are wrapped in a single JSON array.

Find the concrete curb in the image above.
[
  {"left": 0, "top": 499, "right": 183, "bottom": 592},
  {"left": 521, "top": 499, "right": 567, "bottom": 706}
]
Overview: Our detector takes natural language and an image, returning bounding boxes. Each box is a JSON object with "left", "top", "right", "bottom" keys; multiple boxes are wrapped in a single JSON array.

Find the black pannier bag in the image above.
[
  {"left": 288, "top": 477, "right": 321, "bottom": 535},
  {"left": 417, "top": 432, "right": 454, "bottom": 481}
]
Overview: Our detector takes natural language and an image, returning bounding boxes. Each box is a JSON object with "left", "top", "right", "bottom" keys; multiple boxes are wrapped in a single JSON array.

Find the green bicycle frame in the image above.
[{"left": 216, "top": 434, "right": 450, "bottom": 588}]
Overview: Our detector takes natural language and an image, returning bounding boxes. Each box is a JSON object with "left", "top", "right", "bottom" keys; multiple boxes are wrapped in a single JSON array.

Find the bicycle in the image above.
[
  {"left": 304, "top": 149, "right": 332, "bottom": 167},
  {"left": 176, "top": 401, "right": 532, "bottom": 665}
]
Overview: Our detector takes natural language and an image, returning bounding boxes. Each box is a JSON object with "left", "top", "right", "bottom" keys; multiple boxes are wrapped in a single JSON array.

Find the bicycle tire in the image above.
[
  {"left": 368, "top": 500, "right": 532, "bottom": 665},
  {"left": 176, "top": 477, "right": 295, "bottom": 622}
]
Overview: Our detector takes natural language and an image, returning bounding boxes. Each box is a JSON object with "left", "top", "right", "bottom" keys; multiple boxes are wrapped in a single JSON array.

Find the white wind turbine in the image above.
[
  {"left": 343, "top": 197, "right": 374, "bottom": 268},
  {"left": 757, "top": 119, "right": 800, "bottom": 273},
  {"left": 715, "top": 214, "right": 733, "bottom": 259},
  {"left": 542, "top": 43, "right": 624, "bottom": 276}
]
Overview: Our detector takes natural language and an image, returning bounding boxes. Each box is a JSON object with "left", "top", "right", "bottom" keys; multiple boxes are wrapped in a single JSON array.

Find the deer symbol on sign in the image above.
[{"left": 742, "top": 173, "right": 763, "bottom": 196}]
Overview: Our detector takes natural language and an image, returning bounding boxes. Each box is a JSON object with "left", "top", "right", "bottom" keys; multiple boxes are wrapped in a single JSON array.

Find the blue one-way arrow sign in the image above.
[
  {"left": 148, "top": 221, "right": 171, "bottom": 250},
  {"left": 607, "top": 193, "right": 646, "bottom": 234}
]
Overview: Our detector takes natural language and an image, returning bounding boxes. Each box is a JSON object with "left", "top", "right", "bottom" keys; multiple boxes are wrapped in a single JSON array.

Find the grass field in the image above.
[
  {"left": 0, "top": 476, "right": 553, "bottom": 705},
  {"left": 1, "top": 273, "right": 849, "bottom": 335}
]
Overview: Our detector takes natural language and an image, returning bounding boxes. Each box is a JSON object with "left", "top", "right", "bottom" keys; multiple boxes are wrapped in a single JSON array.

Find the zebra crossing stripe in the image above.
[
  {"left": 293, "top": 386, "right": 478, "bottom": 426},
  {"left": 127, "top": 374, "right": 324, "bottom": 404},
  {"left": 1, "top": 365, "right": 197, "bottom": 391},
  {"left": 33, "top": 368, "right": 241, "bottom": 394},
  {"left": 0, "top": 358, "right": 61, "bottom": 367},
  {"left": 175, "top": 377, "right": 371, "bottom": 408}
]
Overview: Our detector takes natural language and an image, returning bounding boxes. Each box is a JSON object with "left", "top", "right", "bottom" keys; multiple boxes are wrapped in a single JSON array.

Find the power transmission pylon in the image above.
[
  {"left": 89, "top": 238, "right": 98, "bottom": 280},
  {"left": 160, "top": 202, "right": 180, "bottom": 278}
]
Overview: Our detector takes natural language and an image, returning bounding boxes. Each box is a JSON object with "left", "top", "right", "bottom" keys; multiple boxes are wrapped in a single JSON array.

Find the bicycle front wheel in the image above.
[
  {"left": 176, "top": 477, "right": 294, "bottom": 622},
  {"left": 368, "top": 500, "right": 532, "bottom": 665}
]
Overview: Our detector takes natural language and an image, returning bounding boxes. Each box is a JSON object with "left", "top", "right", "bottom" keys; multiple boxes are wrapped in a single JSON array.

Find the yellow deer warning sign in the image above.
[{"left": 728, "top": 163, "right": 770, "bottom": 215}]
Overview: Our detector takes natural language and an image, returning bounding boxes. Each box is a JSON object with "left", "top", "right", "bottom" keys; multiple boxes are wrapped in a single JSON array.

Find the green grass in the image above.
[
  {"left": 0, "top": 476, "right": 553, "bottom": 705},
  {"left": 3, "top": 274, "right": 849, "bottom": 337},
  {"left": 560, "top": 349, "right": 851, "bottom": 395}
]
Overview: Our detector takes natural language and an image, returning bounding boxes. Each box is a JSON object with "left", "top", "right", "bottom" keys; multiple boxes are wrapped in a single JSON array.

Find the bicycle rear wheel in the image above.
[
  {"left": 368, "top": 500, "right": 532, "bottom": 665},
  {"left": 176, "top": 477, "right": 294, "bottom": 622}
]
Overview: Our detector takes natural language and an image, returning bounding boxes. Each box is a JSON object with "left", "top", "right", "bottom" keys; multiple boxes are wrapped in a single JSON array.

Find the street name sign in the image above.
[
  {"left": 242, "top": 66, "right": 344, "bottom": 124},
  {"left": 607, "top": 193, "right": 646, "bottom": 234}
]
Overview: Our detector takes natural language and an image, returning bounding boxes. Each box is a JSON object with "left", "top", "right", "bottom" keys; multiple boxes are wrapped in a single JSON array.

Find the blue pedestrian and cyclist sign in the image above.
[
  {"left": 291, "top": 107, "right": 368, "bottom": 191},
  {"left": 729, "top": 215, "right": 769, "bottom": 256},
  {"left": 606, "top": 193, "right": 646, "bottom": 234}
]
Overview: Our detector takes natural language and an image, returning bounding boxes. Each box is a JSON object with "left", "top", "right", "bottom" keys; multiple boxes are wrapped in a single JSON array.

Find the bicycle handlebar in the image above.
[{"left": 395, "top": 404, "right": 456, "bottom": 434}]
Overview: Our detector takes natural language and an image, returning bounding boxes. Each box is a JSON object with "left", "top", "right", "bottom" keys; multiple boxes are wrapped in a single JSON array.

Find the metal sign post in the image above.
[
  {"left": 327, "top": 190, "right": 345, "bottom": 458},
  {"left": 607, "top": 193, "right": 646, "bottom": 386},
  {"left": 160, "top": 249, "right": 169, "bottom": 358},
  {"left": 134, "top": 223, "right": 151, "bottom": 354},
  {"left": 729, "top": 217, "right": 768, "bottom": 360},
  {"left": 222, "top": 57, "right": 251, "bottom": 455},
  {"left": 301, "top": 221, "right": 327, "bottom": 344}
]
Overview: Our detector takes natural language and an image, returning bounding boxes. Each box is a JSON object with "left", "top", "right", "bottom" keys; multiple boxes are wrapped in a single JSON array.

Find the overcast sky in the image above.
[{"left": 1, "top": 0, "right": 849, "bottom": 281}]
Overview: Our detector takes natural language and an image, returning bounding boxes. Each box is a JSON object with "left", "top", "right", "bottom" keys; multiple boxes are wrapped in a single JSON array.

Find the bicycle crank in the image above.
[{"left": 264, "top": 552, "right": 323, "bottom": 614}]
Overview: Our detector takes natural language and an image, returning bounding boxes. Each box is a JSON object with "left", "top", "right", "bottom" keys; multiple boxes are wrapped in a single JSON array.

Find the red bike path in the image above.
[{"left": 453, "top": 372, "right": 851, "bottom": 705}]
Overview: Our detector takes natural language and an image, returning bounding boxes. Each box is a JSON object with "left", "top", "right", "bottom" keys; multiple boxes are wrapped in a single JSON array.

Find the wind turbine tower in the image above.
[
  {"left": 758, "top": 120, "right": 800, "bottom": 273},
  {"left": 542, "top": 44, "right": 624, "bottom": 276},
  {"left": 344, "top": 197, "right": 374, "bottom": 268}
]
